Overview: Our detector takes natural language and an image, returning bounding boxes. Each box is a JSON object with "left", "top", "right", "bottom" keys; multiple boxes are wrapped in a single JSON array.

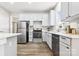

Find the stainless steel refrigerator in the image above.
[{"left": 17, "top": 21, "right": 29, "bottom": 43}]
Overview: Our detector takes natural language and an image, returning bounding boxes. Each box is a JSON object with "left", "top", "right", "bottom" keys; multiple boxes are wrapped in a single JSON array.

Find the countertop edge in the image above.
[
  {"left": 42, "top": 31, "right": 79, "bottom": 39},
  {"left": 0, "top": 33, "right": 22, "bottom": 39}
]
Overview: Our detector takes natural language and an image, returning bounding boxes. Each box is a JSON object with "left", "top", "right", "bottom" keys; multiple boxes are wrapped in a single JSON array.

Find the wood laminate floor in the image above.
[{"left": 17, "top": 42, "right": 53, "bottom": 56}]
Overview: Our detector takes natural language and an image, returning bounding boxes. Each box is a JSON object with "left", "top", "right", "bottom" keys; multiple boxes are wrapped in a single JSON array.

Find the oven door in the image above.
[{"left": 33, "top": 30, "right": 42, "bottom": 38}]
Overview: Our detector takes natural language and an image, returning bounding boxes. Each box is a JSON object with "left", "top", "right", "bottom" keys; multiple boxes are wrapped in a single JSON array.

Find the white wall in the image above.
[
  {"left": 0, "top": 7, "right": 10, "bottom": 32},
  {"left": 33, "top": 21, "right": 42, "bottom": 29}
]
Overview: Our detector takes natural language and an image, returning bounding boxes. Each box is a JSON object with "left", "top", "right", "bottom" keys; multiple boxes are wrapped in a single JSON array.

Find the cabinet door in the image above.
[
  {"left": 50, "top": 10, "right": 56, "bottom": 26},
  {"left": 42, "top": 32, "right": 46, "bottom": 42},
  {"left": 4, "top": 37, "right": 17, "bottom": 56},
  {"left": 0, "top": 12, "right": 9, "bottom": 32},
  {"left": 46, "top": 32, "right": 48, "bottom": 43},
  {"left": 69, "top": 2, "right": 79, "bottom": 16},
  {"left": 61, "top": 2, "right": 69, "bottom": 20},
  {"left": 42, "top": 32, "right": 47, "bottom": 42},
  {"left": 72, "top": 39, "right": 79, "bottom": 56},
  {"left": 60, "top": 42, "right": 70, "bottom": 56},
  {"left": 42, "top": 14, "right": 49, "bottom": 26},
  {"left": 55, "top": 2, "right": 61, "bottom": 25},
  {"left": 29, "top": 31, "right": 33, "bottom": 42},
  {"left": 47, "top": 33, "right": 52, "bottom": 49},
  {"left": 48, "top": 34, "right": 52, "bottom": 49}
]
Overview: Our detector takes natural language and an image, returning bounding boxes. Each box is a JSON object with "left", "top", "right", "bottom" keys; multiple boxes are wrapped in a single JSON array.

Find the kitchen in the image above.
[{"left": 0, "top": 2, "right": 79, "bottom": 56}]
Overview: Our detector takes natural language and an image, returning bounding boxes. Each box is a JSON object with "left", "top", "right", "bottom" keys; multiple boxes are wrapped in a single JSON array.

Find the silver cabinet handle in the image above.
[{"left": 66, "top": 47, "right": 69, "bottom": 49}]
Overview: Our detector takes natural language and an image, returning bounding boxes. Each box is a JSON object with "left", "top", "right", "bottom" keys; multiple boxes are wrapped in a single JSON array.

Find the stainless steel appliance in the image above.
[
  {"left": 33, "top": 29, "right": 42, "bottom": 38},
  {"left": 52, "top": 34, "right": 59, "bottom": 56},
  {"left": 33, "top": 29, "right": 42, "bottom": 42},
  {"left": 17, "top": 21, "right": 29, "bottom": 43}
]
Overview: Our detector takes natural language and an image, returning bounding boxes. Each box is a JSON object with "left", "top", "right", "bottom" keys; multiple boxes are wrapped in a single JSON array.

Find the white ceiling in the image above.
[{"left": 0, "top": 2, "right": 57, "bottom": 13}]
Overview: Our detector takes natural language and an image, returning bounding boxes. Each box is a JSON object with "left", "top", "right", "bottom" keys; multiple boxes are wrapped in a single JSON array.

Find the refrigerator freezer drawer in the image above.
[
  {"left": 17, "top": 35, "right": 26, "bottom": 43},
  {"left": 17, "top": 29, "right": 26, "bottom": 43}
]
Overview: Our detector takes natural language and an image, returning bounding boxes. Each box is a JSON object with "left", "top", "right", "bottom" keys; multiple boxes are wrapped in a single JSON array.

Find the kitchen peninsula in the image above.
[
  {"left": 49, "top": 31, "right": 79, "bottom": 56},
  {"left": 0, "top": 33, "right": 21, "bottom": 56}
]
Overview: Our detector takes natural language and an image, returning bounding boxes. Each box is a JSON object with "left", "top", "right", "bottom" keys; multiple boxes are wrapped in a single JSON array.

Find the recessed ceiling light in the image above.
[
  {"left": 28, "top": 2, "right": 32, "bottom": 4},
  {"left": 9, "top": 2, "right": 15, "bottom": 5}
]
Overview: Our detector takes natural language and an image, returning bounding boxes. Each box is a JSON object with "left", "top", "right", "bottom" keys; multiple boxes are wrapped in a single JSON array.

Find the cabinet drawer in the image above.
[
  {"left": 60, "top": 36, "right": 71, "bottom": 46},
  {"left": 60, "top": 42, "right": 71, "bottom": 56}
]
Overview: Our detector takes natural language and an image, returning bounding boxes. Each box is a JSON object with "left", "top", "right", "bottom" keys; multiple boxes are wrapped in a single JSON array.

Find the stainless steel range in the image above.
[{"left": 33, "top": 29, "right": 42, "bottom": 42}]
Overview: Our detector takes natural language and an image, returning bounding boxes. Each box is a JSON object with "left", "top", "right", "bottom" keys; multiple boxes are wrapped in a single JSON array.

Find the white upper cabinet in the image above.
[
  {"left": 61, "top": 2, "right": 79, "bottom": 21},
  {"left": 19, "top": 13, "right": 49, "bottom": 26},
  {"left": 0, "top": 8, "right": 10, "bottom": 32},
  {"left": 61, "top": 2, "right": 69, "bottom": 20},
  {"left": 49, "top": 3, "right": 61, "bottom": 26},
  {"left": 69, "top": 2, "right": 79, "bottom": 16},
  {"left": 49, "top": 10, "right": 56, "bottom": 26},
  {"left": 55, "top": 2, "right": 61, "bottom": 25},
  {"left": 42, "top": 14, "right": 49, "bottom": 26}
]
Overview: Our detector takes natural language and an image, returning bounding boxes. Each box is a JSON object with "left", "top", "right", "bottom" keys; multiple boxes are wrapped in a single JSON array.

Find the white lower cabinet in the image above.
[
  {"left": 42, "top": 32, "right": 52, "bottom": 49},
  {"left": 47, "top": 33, "right": 52, "bottom": 49},
  {"left": 0, "top": 37, "right": 17, "bottom": 56},
  {"left": 46, "top": 33, "right": 49, "bottom": 47},
  {"left": 60, "top": 42, "right": 70, "bottom": 56},
  {"left": 0, "top": 45, "right": 5, "bottom": 56},
  {"left": 29, "top": 31, "right": 33, "bottom": 42},
  {"left": 60, "top": 35, "right": 79, "bottom": 56},
  {"left": 29, "top": 37, "right": 32, "bottom": 42},
  {"left": 72, "top": 39, "right": 79, "bottom": 56},
  {"left": 60, "top": 36, "right": 71, "bottom": 56},
  {"left": 42, "top": 32, "right": 47, "bottom": 42},
  {"left": 4, "top": 37, "right": 17, "bottom": 56}
]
